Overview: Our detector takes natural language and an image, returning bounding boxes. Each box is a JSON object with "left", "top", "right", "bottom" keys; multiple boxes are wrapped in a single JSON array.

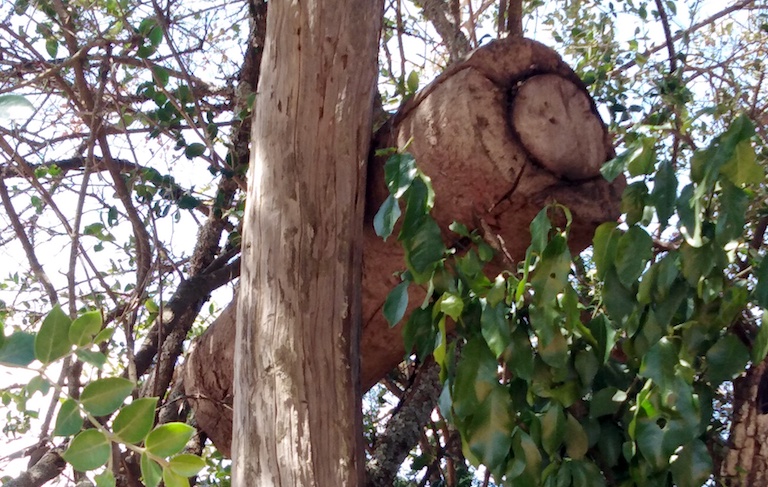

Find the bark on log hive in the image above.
[{"left": 184, "top": 37, "right": 625, "bottom": 457}]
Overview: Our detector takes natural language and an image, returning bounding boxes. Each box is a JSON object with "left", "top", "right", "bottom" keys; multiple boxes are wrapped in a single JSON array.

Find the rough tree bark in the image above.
[
  {"left": 231, "top": 0, "right": 383, "bottom": 485},
  {"left": 190, "top": 37, "right": 624, "bottom": 458}
]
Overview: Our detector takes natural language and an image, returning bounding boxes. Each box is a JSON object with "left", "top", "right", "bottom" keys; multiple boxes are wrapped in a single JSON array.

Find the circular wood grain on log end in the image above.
[{"left": 511, "top": 74, "right": 607, "bottom": 180}]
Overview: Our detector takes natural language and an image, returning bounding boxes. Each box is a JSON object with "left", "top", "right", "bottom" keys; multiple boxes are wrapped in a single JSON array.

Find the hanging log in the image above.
[{"left": 184, "top": 37, "right": 625, "bottom": 457}]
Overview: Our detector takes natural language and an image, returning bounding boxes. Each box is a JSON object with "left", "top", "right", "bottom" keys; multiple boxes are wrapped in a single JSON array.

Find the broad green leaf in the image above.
[
  {"left": 437, "top": 292, "right": 463, "bottom": 320},
  {"left": 680, "top": 243, "right": 715, "bottom": 286},
  {"left": 45, "top": 38, "right": 58, "bottom": 59},
  {"left": 531, "top": 233, "right": 571, "bottom": 303},
  {"left": 184, "top": 143, "right": 206, "bottom": 159},
  {"left": 639, "top": 337, "right": 678, "bottom": 391},
  {"left": 652, "top": 160, "right": 677, "bottom": 227},
  {"left": 597, "top": 422, "right": 623, "bottom": 467},
  {"left": 752, "top": 311, "right": 768, "bottom": 363},
  {"left": 93, "top": 327, "right": 115, "bottom": 344},
  {"left": 539, "top": 328, "right": 568, "bottom": 370},
  {"left": 705, "top": 335, "right": 750, "bottom": 385},
  {"left": 589, "top": 387, "right": 623, "bottom": 418},
  {"left": 406, "top": 70, "right": 420, "bottom": 94},
  {"left": 716, "top": 182, "right": 748, "bottom": 245},
  {"left": 480, "top": 299, "right": 511, "bottom": 358},
  {"left": 575, "top": 349, "right": 598, "bottom": 386},
  {"left": 75, "top": 349, "right": 108, "bottom": 369},
  {"left": 113, "top": 398, "right": 159, "bottom": 444},
  {"left": 587, "top": 314, "right": 616, "bottom": 364},
  {"left": 621, "top": 182, "right": 649, "bottom": 226},
  {"left": 62, "top": 429, "right": 110, "bottom": 471},
  {"left": 570, "top": 460, "right": 607, "bottom": 487},
  {"left": 35, "top": 304, "right": 73, "bottom": 364},
  {"left": 94, "top": 470, "right": 116, "bottom": 487},
  {"left": 151, "top": 66, "right": 169, "bottom": 87},
  {"left": 626, "top": 137, "right": 657, "bottom": 177},
  {"left": 0, "top": 331, "right": 35, "bottom": 366},
  {"left": 163, "top": 466, "right": 189, "bottom": 487},
  {"left": 600, "top": 155, "right": 626, "bottom": 182},
  {"left": 26, "top": 375, "right": 50, "bottom": 396},
  {"left": 615, "top": 226, "right": 653, "bottom": 287},
  {"left": 0, "top": 94, "right": 34, "bottom": 122},
  {"left": 384, "top": 152, "right": 417, "bottom": 198},
  {"left": 403, "top": 217, "right": 445, "bottom": 281},
  {"left": 507, "top": 327, "right": 534, "bottom": 380},
  {"left": 677, "top": 183, "right": 703, "bottom": 247},
  {"left": 403, "top": 306, "right": 435, "bottom": 360},
  {"left": 453, "top": 338, "right": 498, "bottom": 420},
  {"left": 592, "top": 222, "right": 620, "bottom": 279},
  {"left": 400, "top": 177, "right": 430, "bottom": 239},
  {"left": 635, "top": 417, "right": 668, "bottom": 470},
  {"left": 565, "top": 413, "right": 589, "bottom": 460},
  {"left": 529, "top": 208, "right": 553, "bottom": 254},
  {"left": 80, "top": 377, "right": 134, "bottom": 416},
  {"left": 373, "top": 195, "right": 401, "bottom": 240},
  {"left": 754, "top": 257, "right": 768, "bottom": 308},
  {"left": 602, "top": 269, "right": 636, "bottom": 321},
  {"left": 540, "top": 403, "right": 566, "bottom": 456},
  {"left": 383, "top": 281, "right": 409, "bottom": 327},
  {"left": 141, "top": 452, "right": 162, "bottom": 487},
  {"left": 69, "top": 310, "right": 103, "bottom": 347},
  {"left": 145, "top": 422, "right": 195, "bottom": 458},
  {"left": 53, "top": 399, "right": 83, "bottom": 437},
  {"left": 720, "top": 138, "right": 761, "bottom": 186},
  {"left": 167, "top": 454, "right": 206, "bottom": 477},
  {"left": 508, "top": 429, "right": 542, "bottom": 484},
  {"left": 465, "top": 386, "right": 513, "bottom": 475},
  {"left": 669, "top": 439, "right": 713, "bottom": 487}
]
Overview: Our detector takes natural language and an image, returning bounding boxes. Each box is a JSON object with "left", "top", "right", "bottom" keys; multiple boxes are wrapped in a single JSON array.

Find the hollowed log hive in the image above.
[{"left": 184, "top": 38, "right": 625, "bottom": 457}]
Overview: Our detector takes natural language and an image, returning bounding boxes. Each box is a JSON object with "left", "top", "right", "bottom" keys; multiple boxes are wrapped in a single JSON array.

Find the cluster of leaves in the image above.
[
  {"left": 377, "top": 112, "right": 765, "bottom": 486},
  {"left": 0, "top": 305, "right": 205, "bottom": 487}
]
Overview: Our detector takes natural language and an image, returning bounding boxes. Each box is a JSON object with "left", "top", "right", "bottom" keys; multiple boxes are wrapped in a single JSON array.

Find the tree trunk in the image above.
[
  {"left": 190, "top": 37, "right": 624, "bottom": 459},
  {"left": 721, "top": 355, "right": 768, "bottom": 485},
  {"left": 231, "top": 0, "right": 382, "bottom": 484}
]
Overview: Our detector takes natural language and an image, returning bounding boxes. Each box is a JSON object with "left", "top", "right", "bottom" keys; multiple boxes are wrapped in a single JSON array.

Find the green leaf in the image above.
[
  {"left": 403, "top": 306, "right": 435, "bottom": 360},
  {"left": 720, "top": 138, "right": 761, "bottom": 186},
  {"left": 639, "top": 337, "right": 678, "bottom": 391},
  {"left": 53, "top": 399, "right": 83, "bottom": 437},
  {"left": 600, "top": 155, "right": 626, "bottom": 182},
  {"left": 602, "top": 269, "right": 636, "bottom": 322},
  {"left": 756, "top": 257, "right": 768, "bottom": 309},
  {"left": 384, "top": 152, "right": 417, "bottom": 198},
  {"left": 589, "top": 387, "right": 623, "bottom": 418},
  {"left": 592, "top": 222, "right": 620, "bottom": 279},
  {"left": 113, "top": 397, "right": 159, "bottom": 444},
  {"left": 383, "top": 281, "right": 409, "bottom": 327},
  {"left": 167, "top": 454, "right": 206, "bottom": 477},
  {"left": 69, "top": 310, "right": 102, "bottom": 347},
  {"left": 615, "top": 226, "right": 653, "bottom": 287},
  {"left": 508, "top": 429, "right": 542, "bottom": 484},
  {"left": 621, "top": 182, "right": 649, "bottom": 226},
  {"left": 45, "top": 38, "right": 58, "bottom": 59},
  {"left": 652, "top": 160, "right": 677, "bottom": 227},
  {"left": 529, "top": 208, "right": 553, "bottom": 254},
  {"left": 163, "top": 466, "right": 189, "bottom": 487},
  {"left": 565, "top": 413, "right": 589, "bottom": 460},
  {"left": 539, "top": 328, "right": 568, "bottom": 369},
  {"left": 0, "top": 94, "right": 34, "bottom": 122},
  {"left": 406, "top": 70, "right": 420, "bottom": 94},
  {"left": 716, "top": 182, "right": 748, "bottom": 245},
  {"left": 540, "top": 403, "right": 566, "bottom": 456},
  {"left": 669, "top": 439, "right": 712, "bottom": 487},
  {"left": 437, "top": 292, "right": 463, "bottom": 320},
  {"left": 531, "top": 234, "right": 571, "bottom": 303},
  {"left": 635, "top": 417, "right": 668, "bottom": 470},
  {"left": 400, "top": 177, "right": 430, "bottom": 239},
  {"left": 0, "top": 331, "right": 36, "bottom": 367},
  {"left": 35, "top": 304, "right": 73, "bottom": 364},
  {"left": 75, "top": 349, "right": 108, "bottom": 369},
  {"left": 373, "top": 194, "right": 401, "bottom": 240},
  {"left": 465, "top": 386, "right": 513, "bottom": 475},
  {"left": 184, "top": 143, "right": 206, "bottom": 159},
  {"left": 94, "top": 469, "right": 116, "bottom": 487},
  {"left": 80, "top": 377, "right": 134, "bottom": 416},
  {"left": 145, "top": 422, "right": 195, "bottom": 457},
  {"left": 705, "top": 335, "right": 750, "bottom": 385},
  {"left": 480, "top": 299, "right": 511, "bottom": 358},
  {"left": 403, "top": 217, "right": 445, "bottom": 281},
  {"left": 453, "top": 338, "right": 499, "bottom": 419},
  {"left": 626, "top": 137, "right": 657, "bottom": 177},
  {"left": 507, "top": 327, "right": 534, "bottom": 380},
  {"left": 151, "top": 65, "right": 169, "bottom": 87},
  {"left": 62, "top": 429, "right": 110, "bottom": 471},
  {"left": 752, "top": 311, "right": 768, "bottom": 363},
  {"left": 141, "top": 452, "right": 163, "bottom": 487}
]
